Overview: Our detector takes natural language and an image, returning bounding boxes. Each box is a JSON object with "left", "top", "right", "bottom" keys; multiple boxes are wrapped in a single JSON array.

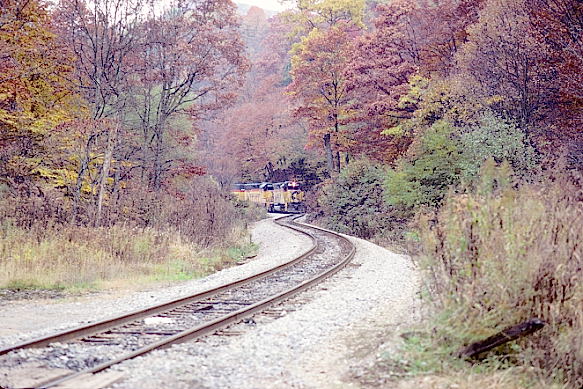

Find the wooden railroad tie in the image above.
[{"left": 457, "top": 318, "right": 546, "bottom": 359}]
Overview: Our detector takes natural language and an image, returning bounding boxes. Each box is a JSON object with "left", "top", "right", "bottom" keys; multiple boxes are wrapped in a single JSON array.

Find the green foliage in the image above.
[
  {"left": 226, "top": 242, "right": 259, "bottom": 262},
  {"left": 460, "top": 112, "right": 538, "bottom": 180},
  {"left": 385, "top": 120, "right": 464, "bottom": 213},
  {"left": 382, "top": 75, "right": 430, "bottom": 137},
  {"left": 285, "top": 0, "right": 366, "bottom": 37},
  {"left": 385, "top": 113, "right": 538, "bottom": 215},
  {"left": 317, "top": 159, "right": 394, "bottom": 238}
]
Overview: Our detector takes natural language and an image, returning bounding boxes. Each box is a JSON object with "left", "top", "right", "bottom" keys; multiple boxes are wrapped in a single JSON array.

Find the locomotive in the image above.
[{"left": 231, "top": 181, "right": 305, "bottom": 213}]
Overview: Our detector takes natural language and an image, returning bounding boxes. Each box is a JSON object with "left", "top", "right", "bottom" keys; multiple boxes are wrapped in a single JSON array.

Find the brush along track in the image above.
[{"left": 0, "top": 215, "right": 355, "bottom": 389}]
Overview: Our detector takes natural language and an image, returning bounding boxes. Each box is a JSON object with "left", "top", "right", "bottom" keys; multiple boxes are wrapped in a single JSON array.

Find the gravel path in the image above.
[
  {"left": 0, "top": 215, "right": 311, "bottom": 346},
  {"left": 108, "top": 222, "right": 419, "bottom": 389}
]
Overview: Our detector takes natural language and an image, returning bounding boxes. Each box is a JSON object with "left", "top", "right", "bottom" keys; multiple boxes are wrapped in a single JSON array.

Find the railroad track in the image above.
[{"left": 0, "top": 215, "right": 355, "bottom": 389}]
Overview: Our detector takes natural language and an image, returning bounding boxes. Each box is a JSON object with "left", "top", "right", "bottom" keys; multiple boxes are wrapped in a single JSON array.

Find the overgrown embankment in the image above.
[
  {"left": 0, "top": 177, "right": 263, "bottom": 292},
  {"left": 408, "top": 166, "right": 582, "bottom": 388},
  {"left": 310, "top": 159, "right": 581, "bottom": 387}
]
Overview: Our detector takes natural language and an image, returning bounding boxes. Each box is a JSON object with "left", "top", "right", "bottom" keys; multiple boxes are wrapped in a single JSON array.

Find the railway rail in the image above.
[{"left": 0, "top": 215, "right": 356, "bottom": 389}]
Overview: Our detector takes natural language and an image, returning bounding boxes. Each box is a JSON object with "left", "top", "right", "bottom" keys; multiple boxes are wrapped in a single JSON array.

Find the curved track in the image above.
[{"left": 0, "top": 215, "right": 355, "bottom": 389}]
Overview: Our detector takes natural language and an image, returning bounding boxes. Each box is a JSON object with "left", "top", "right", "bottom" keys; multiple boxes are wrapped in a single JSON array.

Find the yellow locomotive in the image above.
[{"left": 231, "top": 181, "right": 305, "bottom": 213}]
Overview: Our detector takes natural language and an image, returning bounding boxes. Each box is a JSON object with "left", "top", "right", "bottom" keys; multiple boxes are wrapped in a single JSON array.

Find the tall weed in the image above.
[
  {"left": 417, "top": 161, "right": 582, "bottom": 387},
  {"left": 0, "top": 222, "right": 255, "bottom": 290}
]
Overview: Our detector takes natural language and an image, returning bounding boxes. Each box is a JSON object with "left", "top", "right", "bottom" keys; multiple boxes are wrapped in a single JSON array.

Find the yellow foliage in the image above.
[
  {"left": 297, "top": 0, "right": 365, "bottom": 26},
  {"left": 284, "top": 0, "right": 365, "bottom": 39},
  {"left": 0, "top": 0, "right": 87, "bottom": 186}
]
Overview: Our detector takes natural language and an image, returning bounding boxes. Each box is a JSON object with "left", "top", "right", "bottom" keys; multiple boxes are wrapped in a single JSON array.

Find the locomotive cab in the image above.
[
  {"left": 284, "top": 181, "right": 300, "bottom": 191},
  {"left": 277, "top": 181, "right": 304, "bottom": 213},
  {"left": 260, "top": 182, "right": 275, "bottom": 209}
]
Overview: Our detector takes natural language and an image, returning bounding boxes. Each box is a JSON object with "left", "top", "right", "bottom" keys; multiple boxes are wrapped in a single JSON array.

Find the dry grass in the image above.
[
  {"left": 396, "top": 369, "right": 553, "bottom": 389},
  {"left": 415, "top": 163, "right": 582, "bottom": 387},
  {"left": 0, "top": 222, "right": 256, "bottom": 291},
  {"left": 0, "top": 176, "right": 264, "bottom": 291}
]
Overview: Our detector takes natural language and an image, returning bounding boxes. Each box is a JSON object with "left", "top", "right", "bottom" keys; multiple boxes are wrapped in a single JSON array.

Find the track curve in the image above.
[{"left": 0, "top": 215, "right": 355, "bottom": 389}]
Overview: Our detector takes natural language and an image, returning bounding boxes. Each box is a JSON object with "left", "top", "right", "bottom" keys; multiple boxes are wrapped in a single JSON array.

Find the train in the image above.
[{"left": 231, "top": 181, "right": 306, "bottom": 213}]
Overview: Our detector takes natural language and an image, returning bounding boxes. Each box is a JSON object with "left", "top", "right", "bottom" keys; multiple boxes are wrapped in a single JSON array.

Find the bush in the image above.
[
  {"left": 385, "top": 113, "right": 538, "bottom": 216},
  {"left": 1, "top": 175, "right": 263, "bottom": 248},
  {"left": 460, "top": 111, "right": 538, "bottom": 179},
  {"left": 417, "top": 162, "right": 582, "bottom": 387},
  {"left": 0, "top": 175, "right": 264, "bottom": 290},
  {"left": 385, "top": 120, "right": 464, "bottom": 214},
  {"left": 315, "top": 159, "right": 396, "bottom": 239},
  {"left": 147, "top": 176, "right": 263, "bottom": 247}
]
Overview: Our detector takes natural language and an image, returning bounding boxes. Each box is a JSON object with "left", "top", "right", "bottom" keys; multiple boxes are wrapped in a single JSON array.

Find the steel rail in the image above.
[
  {"left": 0, "top": 215, "right": 315, "bottom": 356},
  {"left": 41, "top": 223, "right": 355, "bottom": 388},
  {"left": 2, "top": 216, "right": 356, "bottom": 388}
]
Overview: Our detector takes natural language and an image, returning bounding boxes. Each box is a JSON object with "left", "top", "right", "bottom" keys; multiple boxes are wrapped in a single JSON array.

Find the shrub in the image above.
[
  {"left": 417, "top": 162, "right": 582, "bottom": 387},
  {"left": 385, "top": 113, "right": 538, "bottom": 216},
  {"left": 0, "top": 175, "right": 263, "bottom": 248},
  {"left": 460, "top": 111, "right": 538, "bottom": 180},
  {"left": 148, "top": 176, "right": 262, "bottom": 247},
  {"left": 0, "top": 175, "right": 264, "bottom": 290},
  {"left": 316, "top": 159, "right": 396, "bottom": 239},
  {"left": 385, "top": 120, "right": 464, "bottom": 214}
]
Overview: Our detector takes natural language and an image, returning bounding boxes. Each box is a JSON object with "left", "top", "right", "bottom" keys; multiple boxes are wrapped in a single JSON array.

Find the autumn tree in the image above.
[
  {"left": 284, "top": 0, "right": 366, "bottom": 32},
  {"left": 241, "top": 6, "right": 269, "bottom": 59},
  {"left": 0, "top": 0, "right": 77, "bottom": 192},
  {"left": 54, "top": 0, "right": 145, "bottom": 222},
  {"left": 530, "top": 0, "right": 583, "bottom": 162},
  {"left": 201, "top": 14, "right": 314, "bottom": 186},
  {"left": 415, "top": 0, "right": 485, "bottom": 75},
  {"left": 131, "top": 0, "right": 247, "bottom": 190},
  {"left": 288, "top": 24, "right": 357, "bottom": 175},
  {"left": 453, "top": 0, "right": 556, "bottom": 133},
  {"left": 342, "top": 0, "right": 487, "bottom": 163},
  {"left": 343, "top": 0, "right": 419, "bottom": 163}
]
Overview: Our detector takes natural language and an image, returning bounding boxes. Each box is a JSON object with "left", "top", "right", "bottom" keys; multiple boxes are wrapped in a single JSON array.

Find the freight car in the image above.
[{"left": 231, "top": 181, "right": 305, "bottom": 213}]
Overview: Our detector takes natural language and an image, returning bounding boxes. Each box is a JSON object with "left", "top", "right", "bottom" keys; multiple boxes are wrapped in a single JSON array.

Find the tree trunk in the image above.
[
  {"left": 71, "top": 134, "right": 95, "bottom": 224},
  {"left": 323, "top": 133, "right": 334, "bottom": 176},
  {"left": 333, "top": 117, "right": 341, "bottom": 173},
  {"left": 151, "top": 122, "right": 165, "bottom": 191},
  {"left": 110, "top": 165, "right": 122, "bottom": 225},
  {"left": 265, "top": 161, "right": 274, "bottom": 181},
  {"left": 95, "top": 121, "right": 118, "bottom": 227},
  {"left": 334, "top": 151, "right": 341, "bottom": 173}
]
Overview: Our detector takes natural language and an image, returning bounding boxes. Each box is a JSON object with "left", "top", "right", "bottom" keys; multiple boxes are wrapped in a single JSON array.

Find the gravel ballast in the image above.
[
  {"left": 0, "top": 217, "right": 419, "bottom": 388},
  {"left": 109, "top": 222, "right": 419, "bottom": 389}
]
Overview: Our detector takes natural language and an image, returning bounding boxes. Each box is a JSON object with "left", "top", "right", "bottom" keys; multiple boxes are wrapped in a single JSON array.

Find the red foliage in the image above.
[
  {"left": 530, "top": 0, "right": 583, "bottom": 147},
  {"left": 200, "top": 15, "right": 309, "bottom": 183},
  {"left": 342, "top": 0, "right": 486, "bottom": 163},
  {"left": 287, "top": 22, "right": 359, "bottom": 174},
  {"left": 343, "top": 1, "right": 417, "bottom": 162}
]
